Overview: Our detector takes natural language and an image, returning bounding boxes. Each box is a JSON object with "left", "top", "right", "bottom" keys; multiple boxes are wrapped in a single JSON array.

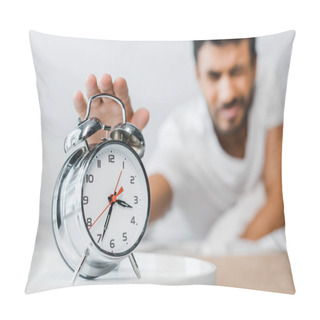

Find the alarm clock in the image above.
[{"left": 52, "top": 93, "right": 150, "bottom": 284}]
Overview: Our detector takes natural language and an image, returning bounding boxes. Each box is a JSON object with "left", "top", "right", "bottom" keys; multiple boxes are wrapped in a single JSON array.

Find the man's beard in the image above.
[{"left": 212, "top": 89, "right": 254, "bottom": 137}]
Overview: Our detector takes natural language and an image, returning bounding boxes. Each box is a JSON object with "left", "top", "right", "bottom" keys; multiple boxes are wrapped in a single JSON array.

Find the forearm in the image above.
[
  {"left": 241, "top": 125, "right": 285, "bottom": 240},
  {"left": 148, "top": 174, "right": 173, "bottom": 223},
  {"left": 241, "top": 191, "right": 285, "bottom": 240}
]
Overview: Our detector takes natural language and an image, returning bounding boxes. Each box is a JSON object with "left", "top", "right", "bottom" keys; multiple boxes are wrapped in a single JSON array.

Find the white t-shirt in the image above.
[{"left": 147, "top": 66, "right": 287, "bottom": 254}]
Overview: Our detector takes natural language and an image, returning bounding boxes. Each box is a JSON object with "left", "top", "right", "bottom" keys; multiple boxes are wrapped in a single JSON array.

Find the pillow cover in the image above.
[{"left": 26, "top": 30, "right": 295, "bottom": 294}]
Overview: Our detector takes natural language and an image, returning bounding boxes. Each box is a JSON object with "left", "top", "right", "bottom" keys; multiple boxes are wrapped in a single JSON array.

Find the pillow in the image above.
[{"left": 26, "top": 30, "right": 295, "bottom": 294}]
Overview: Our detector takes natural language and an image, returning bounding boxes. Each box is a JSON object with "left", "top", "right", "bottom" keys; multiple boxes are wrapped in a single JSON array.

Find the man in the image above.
[{"left": 73, "top": 38, "right": 285, "bottom": 254}]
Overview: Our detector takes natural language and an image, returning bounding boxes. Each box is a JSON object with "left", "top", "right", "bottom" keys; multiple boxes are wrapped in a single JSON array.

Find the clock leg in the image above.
[
  {"left": 71, "top": 248, "right": 90, "bottom": 285},
  {"left": 84, "top": 139, "right": 90, "bottom": 151},
  {"left": 128, "top": 253, "right": 141, "bottom": 279}
]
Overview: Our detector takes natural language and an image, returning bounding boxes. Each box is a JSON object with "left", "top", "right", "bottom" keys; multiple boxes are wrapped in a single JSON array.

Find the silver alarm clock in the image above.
[{"left": 52, "top": 94, "right": 150, "bottom": 284}]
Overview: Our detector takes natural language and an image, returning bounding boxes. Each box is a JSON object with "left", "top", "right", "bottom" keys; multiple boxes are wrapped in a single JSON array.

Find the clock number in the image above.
[
  {"left": 86, "top": 217, "right": 92, "bottom": 228},
  {"left": 97, "top": 234, "right": 102, "bottom": 243},
  {"left": 110, "top": 239, "right": 115, "bottom": 248},
  {"left": 122, "top": 232, "right": 127, "bottom": 242},
  {"left": 131, "top": 216, "right": 135, "bottom": 224},
  {"left": 83, "top": 196, "right": 89, "bottom": 205},
  {"left": 134, "top": 196, "right": 138, "bottom": 204},
  {"left": 86, "top": 174, "right": 94, "bottom": 183},
  {"left": 108, "top": 154, "right": 115, "bottom": 163},
  {"left": 130, "top": 176, "right": 135, "bottom": 184}
]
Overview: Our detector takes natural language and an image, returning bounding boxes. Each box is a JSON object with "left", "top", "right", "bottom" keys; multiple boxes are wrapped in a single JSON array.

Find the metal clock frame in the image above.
[{"left": 51, "top": 94, "right": 150, "bottom": 284}]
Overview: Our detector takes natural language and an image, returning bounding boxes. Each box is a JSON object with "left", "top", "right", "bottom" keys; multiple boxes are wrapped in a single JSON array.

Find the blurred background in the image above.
[{"left": 30, "top": 30, "right": 294, "bottom": 249}]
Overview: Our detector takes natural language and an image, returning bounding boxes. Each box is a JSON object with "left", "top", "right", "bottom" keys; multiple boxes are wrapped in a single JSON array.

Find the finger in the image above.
[
  {"left": 85, "top": 74, "right": 100, "bottom": 99},
  {"left": 113, "top": 77, "right": 133, "bottom": 119},
  {"left": 130, "top": 108, "right": 150, "bottom": 131},
  {"left": 99, "top": 73, "right": 115, "bottom": 95},
  {"left": 73, "top": 90, "right": 87, "bottom": 119}
]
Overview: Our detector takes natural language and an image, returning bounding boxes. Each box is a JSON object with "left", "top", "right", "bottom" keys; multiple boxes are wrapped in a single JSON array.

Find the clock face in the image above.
[{"left": 81, "top": 141, "right": 149, "bottom": 256}]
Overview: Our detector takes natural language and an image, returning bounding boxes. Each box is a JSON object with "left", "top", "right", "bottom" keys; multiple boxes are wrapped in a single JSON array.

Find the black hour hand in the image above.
[{"left": 116, "top": 199, "right": 132, "bottom": 208}]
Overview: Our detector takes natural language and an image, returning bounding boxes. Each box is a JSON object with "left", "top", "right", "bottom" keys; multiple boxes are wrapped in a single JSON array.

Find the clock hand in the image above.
[
  {"left": 116, "top": 186, "right": 124, "bottom": 197},
  {"left": 101, "top": 186, "right": 124, "bottom": 239},
  {"left": 116, "top": 199, "right": 132, "bottom": 208},
  {"left": 111, "top": 186, "right": 124, "bottom": 202},
  {"left": 114, "top": 170, "right": 123, "bottom": 194},
  {"left": 89, "top": 186, "right": 124, "bottom": 230},
  {"left": 89, "top": 201, "right": 112, "bottom": 230},
  {"left": 102, "top": 202, "right": 114, "bottom": 240}
]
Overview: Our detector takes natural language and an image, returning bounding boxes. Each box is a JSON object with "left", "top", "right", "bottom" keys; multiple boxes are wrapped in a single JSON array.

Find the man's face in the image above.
[{"left": 196, "top": 40, "right": 256, "bottom": 135}]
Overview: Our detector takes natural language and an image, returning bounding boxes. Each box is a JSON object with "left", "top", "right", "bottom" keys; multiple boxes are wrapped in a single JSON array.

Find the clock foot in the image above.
[
  {"left": 129, "top": 253, "right": 141, "bottom": 279},
  {"left": 71, "top": 248, "right": 90, "bottom": 285}
]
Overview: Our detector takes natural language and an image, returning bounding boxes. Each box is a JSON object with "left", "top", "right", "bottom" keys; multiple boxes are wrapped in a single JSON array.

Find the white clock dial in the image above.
[{"left": 82, "top": 141, "right": 149, "bottom": 256}]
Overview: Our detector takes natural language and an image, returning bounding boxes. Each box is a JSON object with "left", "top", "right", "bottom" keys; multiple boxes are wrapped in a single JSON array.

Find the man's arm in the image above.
[
  {"left": 148, "top": 174, "right": 173, "bottom": 223},
  {"left": 241, "top": 124, "right": 285, "bottom": 240}
]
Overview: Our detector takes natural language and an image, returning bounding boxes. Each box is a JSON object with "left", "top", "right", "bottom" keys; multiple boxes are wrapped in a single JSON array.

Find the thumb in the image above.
[{"left": 130, "top": 108, "right": 150, "bottom": 131}]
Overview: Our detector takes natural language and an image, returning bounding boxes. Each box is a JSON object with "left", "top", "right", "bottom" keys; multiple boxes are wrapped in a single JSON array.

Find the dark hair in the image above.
[{"left": 193, "top": 38, "right": 256, "bottom": 65}]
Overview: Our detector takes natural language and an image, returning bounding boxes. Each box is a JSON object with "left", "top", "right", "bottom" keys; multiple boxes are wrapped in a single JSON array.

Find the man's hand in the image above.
[{"left": 73, "top": 74, "right": 149, "bottom": 144}]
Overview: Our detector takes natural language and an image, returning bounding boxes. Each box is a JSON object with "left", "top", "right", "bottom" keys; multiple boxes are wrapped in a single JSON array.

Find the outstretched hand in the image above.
[{"left": 73, "top": 73, "right": 150, "bottom": 144}]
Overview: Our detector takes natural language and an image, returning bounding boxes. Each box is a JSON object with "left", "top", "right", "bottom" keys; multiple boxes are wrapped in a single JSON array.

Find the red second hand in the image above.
[
  {"left": 89, "top": 170, "right": 124, "bottom": 231},
  {"left": 114, "top": 170, "right": 123, "bottom": 194},
  {"left": 89, "top": 186, "right": 124, "bottom": 230},
  {"left": 89, "top": 201, "right": 112, "bottom": 230},
  {"left": 113, "top": 186, "right": 124, "bottom": 201}
]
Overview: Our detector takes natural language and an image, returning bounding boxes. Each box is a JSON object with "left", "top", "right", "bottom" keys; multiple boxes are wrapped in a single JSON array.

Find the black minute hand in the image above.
[
  {"left": 102, "top": 202, "right": 114, "bottom": 240},
  {"left": 116, "top": 199, "right": 132, "bottom": 208}
]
